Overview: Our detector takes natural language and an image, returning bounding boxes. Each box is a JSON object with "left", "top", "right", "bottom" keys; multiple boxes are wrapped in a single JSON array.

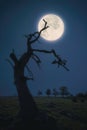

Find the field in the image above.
[{"left": 0, "top": 96, "right": 87, "bottom": 130}]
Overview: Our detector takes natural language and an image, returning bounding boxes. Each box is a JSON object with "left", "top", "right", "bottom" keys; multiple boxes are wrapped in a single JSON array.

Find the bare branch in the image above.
[
  {"left": 6, "top": 59, "right": 14, "bottom": 68},
  {"left": 26, "top": 65, "right": 34, "bottom": 78},
  {"left": 33, "top": 49, "right": 69, "bottom": 71},
  {"left": 39, "top": 19, "right": 49, "bottom": 34},
  {"left": 25, "top": 19, "right": 49, "bottom": 45},
  {"left": 21, "top": 76, "right": 34, "bottom": 81},
  {"left": 24, "top": 76, "right": 34, "bottom": 81},
  {"left": 33, "top": 49, "right": 52, "bottom": 53},
  {"left": 31, "top": 53, "right": 41, "bottom": 68},
  {"left": 32, "top": 53, "right": 41, "bottom": 63},
  {"left": 10, "top": 52, "right": 18, "bottom": 65},
  {"left": 62, "top": 65, "right": 69, "bottom": 71}
]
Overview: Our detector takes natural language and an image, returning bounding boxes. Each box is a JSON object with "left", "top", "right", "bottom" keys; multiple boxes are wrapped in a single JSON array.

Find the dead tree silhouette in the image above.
[{"left": 8, "top": 19, "right": 69, "bottom": 120}]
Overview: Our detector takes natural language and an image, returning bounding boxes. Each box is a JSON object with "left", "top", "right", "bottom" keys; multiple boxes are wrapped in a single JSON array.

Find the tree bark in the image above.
[{"left": 14, "top": 64, "right": 38, "bottom": 118}]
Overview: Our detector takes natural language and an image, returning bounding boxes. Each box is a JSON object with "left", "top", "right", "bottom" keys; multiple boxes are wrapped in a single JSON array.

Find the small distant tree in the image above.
[
  {"left": 53, "top": 88, "right": 58, "bottom": 97},
  {"left": 46, "top": 89, "right": 51, "bottom": 97},
  {"left": 37, "top": 90, "right": 42, "bottom": 96},
  {"left": 59, "top": 86, "right": 69, "bottom": 98}
]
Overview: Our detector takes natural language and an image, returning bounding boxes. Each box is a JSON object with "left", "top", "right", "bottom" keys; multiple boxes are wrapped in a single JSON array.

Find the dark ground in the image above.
[{"left": 0, "top": 96, "right": 87, "bottom": 130}]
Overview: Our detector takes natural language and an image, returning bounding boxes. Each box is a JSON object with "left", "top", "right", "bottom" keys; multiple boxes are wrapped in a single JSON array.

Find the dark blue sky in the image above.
[{"left": 0, "top": 0, "right": 87, "bottom": 96}]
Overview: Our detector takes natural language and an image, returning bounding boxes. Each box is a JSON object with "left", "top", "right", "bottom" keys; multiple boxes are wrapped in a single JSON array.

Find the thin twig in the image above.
[
  {"left": 6, "top": 59, "right": 14, "bottom": 68},
  {"left": 26, "top": 65, "right": 34, "bottom": 78}
]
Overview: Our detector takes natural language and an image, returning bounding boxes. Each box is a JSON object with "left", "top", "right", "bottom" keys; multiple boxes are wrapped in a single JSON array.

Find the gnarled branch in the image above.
[
  {"left": 25, "top": 19, "right": 49, "bottom": 45},
  {"left": 17, "top": 19, "right": 49, "bottom": 67},
  {"left": 33, "top": 49, "right": 69, "bottom": 71}
]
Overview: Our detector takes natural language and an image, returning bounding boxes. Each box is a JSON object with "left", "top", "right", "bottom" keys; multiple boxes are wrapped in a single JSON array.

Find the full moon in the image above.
[{"left": 38, "top": 14, "right": 64, "bottom": 41}]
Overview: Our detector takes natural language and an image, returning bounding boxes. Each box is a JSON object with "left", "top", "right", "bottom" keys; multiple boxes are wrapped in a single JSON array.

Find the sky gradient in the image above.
[{"left": 0, "top": 0, "right": 87, "bottom": 96}]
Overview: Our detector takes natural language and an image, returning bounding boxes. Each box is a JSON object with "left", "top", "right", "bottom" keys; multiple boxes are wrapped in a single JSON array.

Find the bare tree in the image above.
[{"left": 7, "top": 19, "right": 69, "bottom": 119}]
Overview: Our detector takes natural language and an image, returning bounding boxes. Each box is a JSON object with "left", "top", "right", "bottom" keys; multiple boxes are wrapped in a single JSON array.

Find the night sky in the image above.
[{"left": 0, "top": 0, "right": 87, "bottom": 96}]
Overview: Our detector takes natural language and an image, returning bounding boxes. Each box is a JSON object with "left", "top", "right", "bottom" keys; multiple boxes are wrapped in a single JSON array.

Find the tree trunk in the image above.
[{"left": 14, "top": 63, "right": 38, "bottom": 119}]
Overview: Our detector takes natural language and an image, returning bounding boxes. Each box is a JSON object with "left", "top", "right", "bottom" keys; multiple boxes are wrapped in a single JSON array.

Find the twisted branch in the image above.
[
  {"left": 24, "top": 19, "right": 49, "bottom": 45},
  {"left": 33, "top": 49, "right": 69, "bottom": 71}
]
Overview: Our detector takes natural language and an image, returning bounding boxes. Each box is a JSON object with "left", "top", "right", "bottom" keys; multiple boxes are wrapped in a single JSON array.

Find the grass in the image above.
[
  {"left": 0, "top": 96, "right": 87, "bottom": 130},
  {"left": 35, "top": 97, "right": 87, "bottom": 129}
]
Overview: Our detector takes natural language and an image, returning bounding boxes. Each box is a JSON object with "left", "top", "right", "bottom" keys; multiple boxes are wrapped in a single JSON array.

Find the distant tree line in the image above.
[
  {"left": 37, "top": 86, "right": 70, "bottom": 97},
  {"left": 37, "top": 87, "right": 87, "bottom": 102}
]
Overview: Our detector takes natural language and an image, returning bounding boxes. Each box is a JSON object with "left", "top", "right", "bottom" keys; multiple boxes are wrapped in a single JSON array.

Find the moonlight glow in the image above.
[{"left": 38, "top": 14, "right": 64, "bottom": 41}]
